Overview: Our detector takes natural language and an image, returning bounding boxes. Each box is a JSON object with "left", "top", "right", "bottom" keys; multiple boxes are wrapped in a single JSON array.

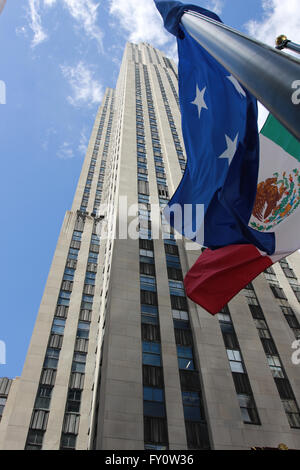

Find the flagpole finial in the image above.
[
  {"left": 275, "top": 34, "right": 288, "bottom": 50},
  {"left": 275, "top": 35, "right": 300, "bottom": 54}
]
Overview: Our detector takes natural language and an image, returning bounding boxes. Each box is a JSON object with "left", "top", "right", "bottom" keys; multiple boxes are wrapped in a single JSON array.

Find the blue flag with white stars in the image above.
[{"left": 155, "top": 0, "right": 274, "bottom": 254}]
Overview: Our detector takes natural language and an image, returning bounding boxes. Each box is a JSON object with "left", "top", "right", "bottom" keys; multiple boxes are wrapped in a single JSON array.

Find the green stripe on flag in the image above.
[{"left": 261, "top": 114, "right": 300, "bottom": 162}]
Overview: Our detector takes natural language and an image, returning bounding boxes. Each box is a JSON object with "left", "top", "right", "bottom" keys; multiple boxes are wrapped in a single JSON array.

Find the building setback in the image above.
[{"left": 1, "top": 42, "right": 300, "bottom": 450}]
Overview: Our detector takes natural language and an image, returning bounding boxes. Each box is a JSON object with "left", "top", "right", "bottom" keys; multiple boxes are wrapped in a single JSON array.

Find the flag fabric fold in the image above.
[
  {"left": 185, "top": 114, "right": 300, "bottom": 314},
  {"left": 154, "top": 0, "right": 300, "bottom": 315},
  {"left": 155, "top": 1, "right": 274, "bottom": 254},
  {"left": 154, "top": 0, "right": 221, "bottom": 37},
  {"left": 184, "top": 245, "right": 273, "bottom": 315}
]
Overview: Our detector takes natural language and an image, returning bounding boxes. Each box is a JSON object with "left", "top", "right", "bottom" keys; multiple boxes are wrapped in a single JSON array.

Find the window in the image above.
[
  {"left": 91, "top": 234, "right": 100, "bottom": 245},
  {"left": 167, "top": 267, "right": 183, "bottom": 281},
  {"left": 138, "top": 194, "right": 150, "bottom": 204},
  {"left": 141, "top": 290, "right": 157, "bottom": 306},
  {"left": 220, "top": 323, "right": 239, "bottom": 350},
  {"left": 283, "top": 267, "right": 296, "bottom": 278},
  {"left": 26, "top": 430, "right": 44, "bottom": 450},
  {"left": 244, "top": 290, "right": 259, "bottom": 306},
  {"left": 72, "top": 232, "right": 82, "bottom": 244},
  {"left": 227, "top": 350, "right": 244, "bottom": 373},
  {"left": 0, "top": 397, "right": 6, "bottom": 416},
  {"left": 144, "top": 387, "right": 165, "bottom": 417},
  {"left": 63, "top": 268, "right": 75, "bottom": 281},
  {"left": 237, "top": 394, "right": 260, "bottom": 424},
  {"left": 140, "top": 249, "right": 154, "bottom": 259},
  {"left": 169, "top": 280, "right": 185, "bottom": 297},
  {"left": 232, "top": 373, "right": 252, "bottom": 395},
  {"left": 140, "top": 275, "right": 156, "bottom": 292},
  {"left": 66, "top": 390, "right": 82, "bottom": 413},
  {"left": 185, "top": 421, "right": 210, "bottom": 450},
  {"left": 51, "top": 318, "right": 65, "bottom": 335},
  {"left": 77, "top": 322, "right": 90, "bottom": 339},
  {"left": 267, "top": 355, "right": 284, "bottom": 378},
  {"left": 68, "top": 248, "right": 79, "bottom": 260},
  {"left": 261, "top": 338, "right": 277, "bottom": 355},
  {"left": 144, "top": 416, "right": 168, "bottom": 447},
  {"left": 88, "top": 251, "right": 98, "bottom": 263},
  {"left": 171, "top": 295, "right": 188, "bottom": 311},
  {"left": 142, "top": 323, "right": 160, "bottom": 342},
  {"left": 282, "top": 400, "right": 300, "bottom": 428},
  {"left": 34, "top": 386, "right": 52, "bottom": 410},
  {"left": 141, "top": 304, "right": 158, "bottom": 325},
  {"left": 254, "top": 319, "right": 271, "bottom": 338},
  {"left": 143, "top": 365, "right": 163, "bottom": 389},
  {"left": 172, "top": 309, "right": 189, "bottom": 322},
  {"left": 182, "top": 391, "right": 203, "bottom": 421},
  {"left": 217, "top": 312, "right": 231, "bottom": 323},
  {"left": 175, "top": 328, "right": 193, "bottom": 346},
  {"left": 270, "top": 285, "right": 287, "bottom": 300},
  {"left": 72, "top": 353, "right": 86, "bottom": 373},
  {"left": 166, "top": 254, "right": 181, "bottom": 268},
  {"left": 85, "top": 271, "right": 96, "bottom": 285},
  {"left": 60, "top": 433, "right": 77, "bottom": 450},
  {"left": 177, "top": 345, "right": 194, "bottom": 370},
  {"left": 143, "top": 341, "right": 161, "bottom": 367},
  {"left": 140, "top": 262, "right": 155, "bottom": 276}
]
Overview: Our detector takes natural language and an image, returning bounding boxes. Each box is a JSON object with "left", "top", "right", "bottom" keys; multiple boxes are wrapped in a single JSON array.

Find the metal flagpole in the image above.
[
  {"left": 276, "top": 35, "right": 300, "bottom": 55},
  {"left": 181, "top": 10, "right": 300, "bottom": 141}
]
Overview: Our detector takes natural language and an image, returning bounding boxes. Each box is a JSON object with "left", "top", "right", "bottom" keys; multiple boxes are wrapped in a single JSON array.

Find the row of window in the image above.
[
  {"left": 153, "top": 65, "right": 186, "bottom": 173},
  {"left": 244, "top": 284, "right": 300, "bottom": 428},
  {"left": 25, "top": 219, "right": 86, "bottom": 449},
  {"left": 60, "top": 226, "right": 100, "bottom": 449},
  {"left": 80, "top": 97, "right": 110, "bottom": 212},
  {"left": 218, "top": 307, "right": 260, "bottom": 424},
  {"left": 264, "top": 265, "right": 300, "bottom": 338},
  {"left": 142, "top": 66, "right": 210, "bottom": 449},
  {"left": 135, "top": 63, "right": 169, "bottom": 450}
]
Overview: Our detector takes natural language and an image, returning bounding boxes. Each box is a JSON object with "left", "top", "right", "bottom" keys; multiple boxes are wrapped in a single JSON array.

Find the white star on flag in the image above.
[
  {"left": 191, "top": 85, "right": 208, "bottom": 119},
  {"left": 227, "top": 75, "right": 246, "bottom": 97},
  {"left": 218, "top": 133, "right": 239, "bottom": 165}
]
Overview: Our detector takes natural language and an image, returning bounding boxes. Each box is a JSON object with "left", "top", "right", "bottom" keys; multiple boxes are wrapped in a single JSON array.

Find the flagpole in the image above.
[
  {"left": 181, "top": 11, "right": 300, "bottom": 141},
  {"left": 275, "top": 35, "right": 300, "bottom": 55}
]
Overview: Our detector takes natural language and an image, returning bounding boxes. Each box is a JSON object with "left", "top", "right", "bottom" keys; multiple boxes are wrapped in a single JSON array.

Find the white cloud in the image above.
[
  {"left": 246, "top": 0, "right": 300, "bottom": 48},
  {"left": 26, "top": 0, "right": 103, "bottom": 48},
  {"left": 206, "top": 0, "right": 224, "bottom": 16},
  {"left": 61, "top": 0, "right": 103, "bottom": 49},
  {"left": 61, "top": 61, "right": 103, "bottom": 107},
  {"left": 109, "top": 0, "right": 170, "bottom": 46},
  {"left": 28, "top": 0, "right": 47, "bottom": 46},
  {"left": 57, "top": 141, "right": 74, "bottom": 159}
]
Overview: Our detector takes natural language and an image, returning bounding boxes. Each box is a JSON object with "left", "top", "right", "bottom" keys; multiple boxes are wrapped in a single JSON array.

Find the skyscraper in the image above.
[{"left": 1, "top": 42, "right": 300, "bottom": 451}]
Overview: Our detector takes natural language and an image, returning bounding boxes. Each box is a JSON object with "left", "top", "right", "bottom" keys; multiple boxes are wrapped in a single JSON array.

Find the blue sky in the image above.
[{"left": 0, "top": 0, "right": 299, "bottom": 378}]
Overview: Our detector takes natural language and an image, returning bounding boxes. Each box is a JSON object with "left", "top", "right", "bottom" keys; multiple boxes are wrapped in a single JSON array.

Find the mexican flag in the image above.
[{"left": 185, "top": 114, "right": 300, "bottom": 314}]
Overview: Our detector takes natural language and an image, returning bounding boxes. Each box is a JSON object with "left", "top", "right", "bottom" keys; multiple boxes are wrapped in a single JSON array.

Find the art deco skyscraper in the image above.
[{"left": 1, "top": 42, "right": 300, "bottom": 451}]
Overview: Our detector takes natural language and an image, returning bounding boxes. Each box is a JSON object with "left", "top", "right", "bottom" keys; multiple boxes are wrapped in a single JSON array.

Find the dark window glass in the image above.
[
  {"left": 232, "top": 373, "right": 252, "bottom": 395},
  {"left": 174, "top": 329, "right": 193, "bottom": 346},
  {"left": 143, "top": 365, "right": 164, "bottom": 388},
  {"left": 142, "top": 323, "right": 160, "bottom": 342},
  {"left": 144, "top": 417, "right": 168, "bottom": 445},
  {"left": 261, "top": 338, "right": 277, "bottom": 355},
  {"left": 220, "top": 322, "right": 239, "bottom": 350},
  {"left": 144, "top": 401, "right": 166, "bottom": 417},
  {"left": 60, "top": 433, "right": 77, "bottom": 450},
  {"left": 270, "top": 285, "right": 287, "bottom": 300},
  {"left": 185, "top": 421, "right": 210, "bottom": 450}
]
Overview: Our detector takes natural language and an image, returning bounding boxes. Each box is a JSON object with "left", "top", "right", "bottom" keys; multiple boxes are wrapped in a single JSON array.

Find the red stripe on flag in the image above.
[{"left": 184, "top": 244, "right": 272, "bottom": 315}]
